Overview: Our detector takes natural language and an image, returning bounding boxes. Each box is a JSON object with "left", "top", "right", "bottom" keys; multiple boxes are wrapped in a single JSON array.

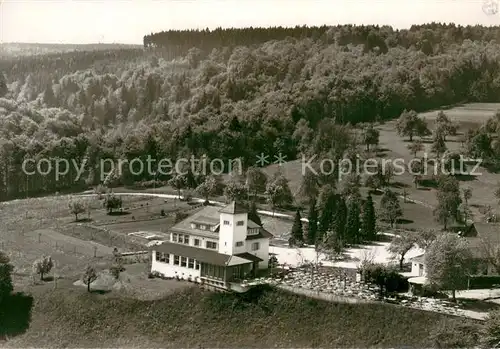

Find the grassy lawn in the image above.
[
  {"left": 3, "top": 284, "right": 481, "bottom": 348},
  {"left": 255, "top": 103, "right": 500, "bottom": 229}
]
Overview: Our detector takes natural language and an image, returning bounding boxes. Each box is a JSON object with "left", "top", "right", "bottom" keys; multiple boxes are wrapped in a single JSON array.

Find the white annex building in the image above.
[{"left": 150, "top": 201, "right": 272, "bottom": 291}]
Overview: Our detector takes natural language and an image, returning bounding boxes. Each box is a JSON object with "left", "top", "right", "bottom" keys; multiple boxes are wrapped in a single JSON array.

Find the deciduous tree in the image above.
[
  {"left": 82, "top": 265, "right": 98, "bottom": 293},
  {"left": 195, "top": 175, "right": 218, "bottom": 203},
  {"left": 434, "top": 176, "right": 462, "bottom": 230},
  {"left": 388, "top": 233, "right": 418, "bottom": 270},
  {"left": 32, "top": 255, "right": 54, "bottom": 281},
  {"left": 223, "top": 179, "right": 248, "bottom": 203},
  {"left": 407, "top": 140, "right": 424, "bottom": 158},
  {"left": 104, "top": 194, "right": 123, "bottom": 214},
  {"left": 363, "top": 125, "right": 379, "bottom": 151},
  {"left": 426, "top": 233, "right": 473, "bottom": 302},
  {"left": 379, "top": 189, "right": 403, "bottom": 228},
  {"left": 297, "top": 169, "right": 320, "bottom": 206},
  {"left": 168, "top": 174, "right": 186, "bottom": 199},
  {"left": 396, "top": 110, "right": 430, "bottom": 142},
  {"left": 265, "top": 172, "right": 293, "bottom": 214},
  {"left": 245, "top": 166, "right": 267, "bottom": 198},
  {"left": 68, "top": 199, "right": 86, "bottom": 221}
]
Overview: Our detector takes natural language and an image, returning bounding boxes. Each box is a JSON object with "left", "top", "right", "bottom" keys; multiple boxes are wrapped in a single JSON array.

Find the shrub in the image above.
[
  {"left": 110, "top": 262, "right": 125, "bottom": 280},
  {"left": 175, "top": 212, "right": 189, "bottom": 223},
  {"left": 468, "top": 275, "right": 500, "bottom": 289},
  {"left": 361, "top": 263, "right": 408, "bottom": 295},
  {"left": 427, "top": 319, "right": 480, "bottom": 348},
  {"left": 0, "top": 252, "right": 13, "bottom": 304},
  {"left": 484, "top": 309, "right": 500, "bottom": 347}
]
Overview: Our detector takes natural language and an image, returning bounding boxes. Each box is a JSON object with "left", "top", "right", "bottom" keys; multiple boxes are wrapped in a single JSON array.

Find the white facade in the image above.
[
  {"left": 151, "top": 201, "right": 272, "bottom": 282},
  {"left": 151, "top": 250, "right": 202, "bottom": 281},
  {"left": 410, "top": 261, "right": 426, "bottom": 277},
  {"left": 246, "top": 238, "right": 269, "bottom": 269},
  {"left": 218, "top": 212, "right": 248, "bottom": 255},
  {"left": 171, "top": 231, "right": 219, "bottom": 251}
]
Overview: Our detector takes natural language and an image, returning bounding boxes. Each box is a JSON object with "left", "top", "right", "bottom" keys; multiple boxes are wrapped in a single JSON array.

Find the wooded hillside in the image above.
[{"left": 0, "top": 23, "right": 500, "bottom": 200}]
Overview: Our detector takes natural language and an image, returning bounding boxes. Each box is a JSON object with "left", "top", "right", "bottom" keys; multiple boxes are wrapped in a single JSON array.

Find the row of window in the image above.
[
  {"left": 247, "top": 228, "right": 259, "bottom": 236},
  {"left": 171, "top": 233, "right": 218, "bottom": 250},
  {"left": 172, "top": 233, "right": 189, "bottom": 244},
  {"left": 191, "top": 223, "right": 212, "bottom": 231},
  {"left": 223, "top": 220, "right": 245, "bottom": 226},
  {"left": 155, "top": 252, "right": 201, "bottom": 270},
  {"left": 171, "top": 232, "right": 260, "bottom": 251},
  {"left": 227, "top": 241, "right": 259, "bottom": 250}
]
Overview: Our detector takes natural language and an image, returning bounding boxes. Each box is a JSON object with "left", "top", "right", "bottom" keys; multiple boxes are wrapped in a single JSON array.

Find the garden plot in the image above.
[
  {"left": 24, "top": 229, "right": 114, "bottom": 257},
  {"left": 270, "top": 242, "right": 424, "bottom": 270}
]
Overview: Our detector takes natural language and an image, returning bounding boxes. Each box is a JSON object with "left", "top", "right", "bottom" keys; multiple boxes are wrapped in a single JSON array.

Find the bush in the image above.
[
  {"left": 468, "top": 275, "right": 500, "bottom": 289},
  {"left": 133, "top": 180, "right": 165, "bottom": 189},
  {"left": 175, "top": 212, "right": 189, "bottom": 223},
  {"left": 427, "top": 319, "right": 480, "bottom": 348},
  {"left": 361, "top": 263, "right": 408, "bottom": 295},
  {"left": 384, "top": 270, "right": 409, "bottom": 293},
  {"left": 182, "top": 190, "right": 193, "bottom": 202},
  {"left": 288, "top": 237, "right": 303, "bottom": 247},
  {"left": 484, "top": 309, "right": 500, "bottom": 347},
  {"left": 422, "top": 283, "right": 441, "bottom": 297},
  {"left": 110, "top": 262, "right": 125, "bottom": 280}
]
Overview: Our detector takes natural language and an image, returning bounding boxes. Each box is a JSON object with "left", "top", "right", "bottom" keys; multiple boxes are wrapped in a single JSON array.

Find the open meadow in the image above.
[{"left": 0, "top": 194, "right": 201, "bottom": 290}]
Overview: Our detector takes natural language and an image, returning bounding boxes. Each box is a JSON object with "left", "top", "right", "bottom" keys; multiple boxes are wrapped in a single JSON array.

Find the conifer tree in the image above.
[
  {"left": 362, "top": 194, "right": 377, "bottom": 241},
  {"left": 306, "top": 199, "right": 318, "bottom": 245},
  {"left": 291, "top": 209, "right": 304, "bottom": 246},
  {"left": 345, "top": 199, "right": 361, "bottom": 245},
  {"left": 334, "top": 196, "right": 347, "bottom": 243},
  {"left": 317, "top": 185, "right": 336, "bottom": 241},
  {"left": 248, "top": 201, "right": 262, "bottom": 226}
]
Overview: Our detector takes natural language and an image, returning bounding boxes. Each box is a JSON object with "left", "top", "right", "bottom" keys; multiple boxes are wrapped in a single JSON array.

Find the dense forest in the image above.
[{"left": 1, "top": 23, "right": 500, "bottom": 201}]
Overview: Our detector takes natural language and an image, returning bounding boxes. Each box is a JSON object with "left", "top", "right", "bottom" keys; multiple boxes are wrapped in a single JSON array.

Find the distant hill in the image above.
[{"left": 0, "top": 42, "right": 142, "bottom": 57}]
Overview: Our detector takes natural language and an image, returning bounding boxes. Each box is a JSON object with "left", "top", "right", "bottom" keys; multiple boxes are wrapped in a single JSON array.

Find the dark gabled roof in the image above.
[
  {"left": 151, "top": 242, "right": 253, "bottom": 266},
  {"left": 247, "top": 219, "right": 261, "bottom": 229},
  {"left": 191, "top": 215, "right": 220, "bottom": 225},
  {"left": 171, "top": 205, "right": 220, "bottom": 237},
  {"left": 246, "top": 227, "right": 273, "bottom": 240},
  {"left": 410, "top": 254, "right": 425, "bottom": 264},
  {"left": 465, "top": 223, "right": 500, "bottom": 258},
  {"left": 468, "top": 223, "right": 500, "bottom": 241},
  {"left": 219, "top": 201, "right": 247, "bottom": 215},
  {"left": 235, "top": 252, "right": 263, "bottom": 263}
]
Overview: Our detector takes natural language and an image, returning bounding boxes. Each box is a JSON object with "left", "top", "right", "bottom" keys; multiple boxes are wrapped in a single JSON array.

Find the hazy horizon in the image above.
[{"left": 2, "top": 0, "right": 500, "bottom": 45}]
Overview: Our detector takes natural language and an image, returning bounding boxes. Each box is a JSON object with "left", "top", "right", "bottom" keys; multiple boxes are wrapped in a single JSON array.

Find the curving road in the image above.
[{"left": 76, "top": 190, "right": 307, "bottom": 222}]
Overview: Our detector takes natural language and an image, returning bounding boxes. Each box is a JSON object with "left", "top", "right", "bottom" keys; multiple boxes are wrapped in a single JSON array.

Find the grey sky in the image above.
[{"left": 1, "top": 0, "right": 499, "bottom": 44}]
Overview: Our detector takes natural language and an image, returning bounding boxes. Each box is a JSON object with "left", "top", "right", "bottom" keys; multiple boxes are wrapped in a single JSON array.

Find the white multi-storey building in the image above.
[{"left": 150, "top": 201, "right": 272, "bottom": 291}]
